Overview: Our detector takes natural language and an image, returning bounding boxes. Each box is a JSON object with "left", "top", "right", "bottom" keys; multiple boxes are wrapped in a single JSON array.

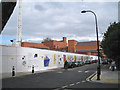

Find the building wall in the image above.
[
  {"left": 21, "top": 38, "right": 101, "bottom": 56},
  {"left": 53, "top": 41, "right": 67, "bottom": 50},
  {"left": 75, "top": 45, "right": 97, "bottom": 51},
  {"left": 68, "top": 40, "right": 78, "bottom": 53},
  {"left": 42, "top": 41, "right": 54, "bottom": 49},
  {"left": 42, "top": 37, "right": 67, "bottom": 50},
  {"left": 77, "top": 52, "right": 98, "bottom": 56},
  {"left": 68, "top": 40, "right": 101, "bottom": 56},
  {"left": 21, "top": 37, "right": 67, "bottom": 51},
  {"left": 21, "top": 42, "right": 49, "bottom": 49}
]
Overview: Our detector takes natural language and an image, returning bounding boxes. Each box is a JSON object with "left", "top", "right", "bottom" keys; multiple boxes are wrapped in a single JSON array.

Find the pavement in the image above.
[
  {"left": 87, "top": 64, "right": 120, "bottom": 84},
  {"left": 1, "top": 67, "right": 64, "bottom": 79}
]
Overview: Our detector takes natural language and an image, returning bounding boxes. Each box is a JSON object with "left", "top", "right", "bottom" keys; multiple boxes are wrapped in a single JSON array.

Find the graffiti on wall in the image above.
[
  {"left": 22, "top": 61, "right": 27, "bottom": 67},
  {"left": 90, "top": 57, "right": 93, "bottom": 60},
  {"left": 86, "top": 56, "right": 88, "bottom": 60},
  {"left": 22, "top": 56, "right": 27, "bottom": 67},
  {"left": 10, "top": 58, "right": 14, "bottom": 60},
  {"left": 74, "top": 56, "right": 76, "bottom": 62},
  {"left": 81, "top": 56, "right": 83, "bottom": 61},
  {"left": 58, "top": 55, "right": 62, "bottom": 65},
  {"left": 63, "top": 55, "right": 66, "bottom": 62},
  {"left": 54, "top": 54, "right": 56, "bottom": 64},
  {"left": 44, "top": 56, "right": 50, "bottom": 67},
  {"left": 34, "top": 54, "right": 38, "bottom": 58},
  {"left": 59, "top": 58, "right": 62, "bottom": 64}
]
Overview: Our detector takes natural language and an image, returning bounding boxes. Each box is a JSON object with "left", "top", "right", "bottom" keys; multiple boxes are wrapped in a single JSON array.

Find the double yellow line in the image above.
[{"left": 86, "top": 71, "right": 97, "bottom": 81}]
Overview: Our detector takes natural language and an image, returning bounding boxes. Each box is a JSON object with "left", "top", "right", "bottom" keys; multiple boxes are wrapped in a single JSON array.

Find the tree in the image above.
[
  {"left": 43, "top": 37, "right": 52, "bottom": 42},
  {"left": 101, "top": 22, "right": 120, "bottom": 70}
]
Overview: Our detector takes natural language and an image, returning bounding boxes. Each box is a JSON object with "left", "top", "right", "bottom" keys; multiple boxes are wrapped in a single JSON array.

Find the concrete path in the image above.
[
  {"left": 90, "top": 64, "right": 120, "bottom": 84},
  {"left": 91, "top": 71, "right": 119, "bottom": 84}
]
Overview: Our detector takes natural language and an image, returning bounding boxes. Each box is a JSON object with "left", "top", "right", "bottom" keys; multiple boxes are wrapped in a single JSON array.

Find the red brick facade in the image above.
[
  {"left": 68, "top": 40, "right": 78, "bottom": 53},
  {"left": 21, "top": 37, "right": 104, "bottom": 56},
  {"left": 42, "top": 37, "right": 67, "bottom": 50},
  {"left": 21, "top": 42, "right": 49, "bottom": 49},
  {"left": 21, "top": 37, "right": 67, "bottom": 51},
  {"left": 68, "top": 40, "right": 101, "bottom": 56}
]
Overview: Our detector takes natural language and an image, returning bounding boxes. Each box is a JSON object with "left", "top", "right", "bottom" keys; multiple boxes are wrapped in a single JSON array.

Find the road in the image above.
[{"left": 2, "top": 63, "right": 118, "bottom": 89}]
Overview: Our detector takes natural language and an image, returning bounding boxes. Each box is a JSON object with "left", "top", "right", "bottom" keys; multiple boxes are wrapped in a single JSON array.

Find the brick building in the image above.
[
  {"left": 21, "top": 37, "right": 67, "bottom": 51},
  {"left": 42, "top": 37, "right": 67, "bottom": 51},
  {"left": 21, "top": 37, "right": 105, "bottom": 56},
  {"left": 21, "top": 42, "right": 49, "bottom": 49},
  {"left": 68, "top": 40, "right": 101, "bottom": 56}
]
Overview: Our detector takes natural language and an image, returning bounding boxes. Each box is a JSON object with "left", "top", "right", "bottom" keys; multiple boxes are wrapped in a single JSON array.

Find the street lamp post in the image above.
[{"left": 81, "top": 10, "right": 101, "bottom": 80}]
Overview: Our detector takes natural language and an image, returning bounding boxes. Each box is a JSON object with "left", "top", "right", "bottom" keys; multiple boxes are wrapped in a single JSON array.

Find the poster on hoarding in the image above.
[{"left": 44, "top": 56, "right": 50, "bottom": 67}]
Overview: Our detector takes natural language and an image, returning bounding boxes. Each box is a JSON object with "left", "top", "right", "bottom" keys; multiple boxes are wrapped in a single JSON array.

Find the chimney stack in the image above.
[{"left": 63, "top": 37, "right": 67, "bottom": 42}]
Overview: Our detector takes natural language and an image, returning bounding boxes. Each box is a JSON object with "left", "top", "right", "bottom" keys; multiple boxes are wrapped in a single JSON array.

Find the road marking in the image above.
[
  {"left": 61, "top": 85, "right": 68, "bottom": 88},
  {"left": 82, "top": 80, "right": 86, "bottom": 83},
  {"left": 76, "top": 82, "right": 80, "bottom": 84},
  {"left": 53, "top": 89, "right": 59, "bottom": 90},
  {"left": 78, "top": 71, "right": 82, "bottom": 72},
  {"left": 86, "top": 71, "right": 97, "bottom": 81},
  {"left": 68, "top": 69, "right": 73, "bottom": 71},
  {"left": 85, "top": 71, "right": 89, "bottom": 73},
  {"left": 69, "top": 83, "right": 75, "bottom": 86},
  {"left": 57, "top": 71, "right": 63, "bottom": 73}
]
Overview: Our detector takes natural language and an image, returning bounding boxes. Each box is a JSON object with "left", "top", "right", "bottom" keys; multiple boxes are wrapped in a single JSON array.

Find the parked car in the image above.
[
  {"left": 75, "top": 61, "right": 81, "bottom": 67},
  {"left": 72, "top": 62, "right": 76, "bottom": 67},
  {"left": 85, "top": 60, "right": 91, "bottom": 64},
  {"left": 93, "top": 60, "right": 97, "bottom": 63},
  {"left": 80, "top": 60, "right": 84, "bottom": 66},
  {"left": 75, "top": 61, "right": 79, "bottom": 67},
  {"left": 102, "top": 59, "right": 108, "bottom": 64},
  {"left": 90, "top": 60, "right": 97, "bottom": 63},
  {"left": 67, "top": 62, "right": 73, "bottom": 68}
]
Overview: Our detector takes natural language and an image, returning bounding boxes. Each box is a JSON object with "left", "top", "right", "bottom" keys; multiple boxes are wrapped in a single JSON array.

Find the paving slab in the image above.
[{"left": 91, "top": 71, "right": 120, "bottom": 84}]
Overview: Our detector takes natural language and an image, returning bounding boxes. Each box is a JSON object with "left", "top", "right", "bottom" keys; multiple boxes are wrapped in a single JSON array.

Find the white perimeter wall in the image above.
[{"left": 1, "top": 45, "right": 98, "bottom": 78}]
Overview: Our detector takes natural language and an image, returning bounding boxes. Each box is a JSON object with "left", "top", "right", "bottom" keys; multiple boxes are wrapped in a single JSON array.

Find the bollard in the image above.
[
  {"left": 32, "top": 65, "right": 34, "bottom": 73},
  {"left": 12, "top": 66, "right": 15, "bottom": 77}
]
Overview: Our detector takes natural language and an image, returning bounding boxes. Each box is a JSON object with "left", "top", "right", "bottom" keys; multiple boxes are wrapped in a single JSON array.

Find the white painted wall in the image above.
[{"left": 1, "top": 45, "right": 97, "bottom": 78}]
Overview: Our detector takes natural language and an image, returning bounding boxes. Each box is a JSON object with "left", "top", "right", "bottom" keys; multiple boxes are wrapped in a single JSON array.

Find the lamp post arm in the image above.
[
  {"left": 86, "top": 10, "right": 100, "bottom": 63},
  {"left": 81, "top": 10, "right": 101, "bottom": 80}
]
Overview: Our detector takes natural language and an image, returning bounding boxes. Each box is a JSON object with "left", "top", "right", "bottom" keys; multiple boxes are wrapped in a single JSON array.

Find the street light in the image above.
[{"left": 81, "top": 10, "right": 101, "bottom": 80}]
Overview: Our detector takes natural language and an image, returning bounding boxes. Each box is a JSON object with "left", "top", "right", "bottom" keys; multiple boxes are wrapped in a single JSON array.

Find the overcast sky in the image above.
[{"left": 1, "top": 0, "right": 119, "bottom": 44}]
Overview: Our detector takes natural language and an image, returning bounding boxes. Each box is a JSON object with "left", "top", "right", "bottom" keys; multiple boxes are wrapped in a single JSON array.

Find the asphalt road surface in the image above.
[{"left": 2, "top": 63, "right": 118, "bottom": 89}]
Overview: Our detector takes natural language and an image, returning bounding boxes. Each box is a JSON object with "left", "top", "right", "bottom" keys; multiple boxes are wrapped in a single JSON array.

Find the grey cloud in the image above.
[
  {"left": 40, "top": 2, "right": 63, "bottom": 9},
  {"left": 34, "top": 2, "right": 63, "bottom": 12},
  {"left": 34, "top": 4, "right": 46, "bottom": 11},
  {"left": 1, "top": 2, "right": 118, "bottom": 44}
]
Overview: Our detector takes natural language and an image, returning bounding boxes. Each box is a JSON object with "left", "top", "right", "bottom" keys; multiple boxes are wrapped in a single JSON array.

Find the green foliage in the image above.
[
  {"left": 101, "top": 22, "right": 120, "bottom": 70},
  {"left": 43, "top": 37, "right": 52, "bottom": 42}
]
